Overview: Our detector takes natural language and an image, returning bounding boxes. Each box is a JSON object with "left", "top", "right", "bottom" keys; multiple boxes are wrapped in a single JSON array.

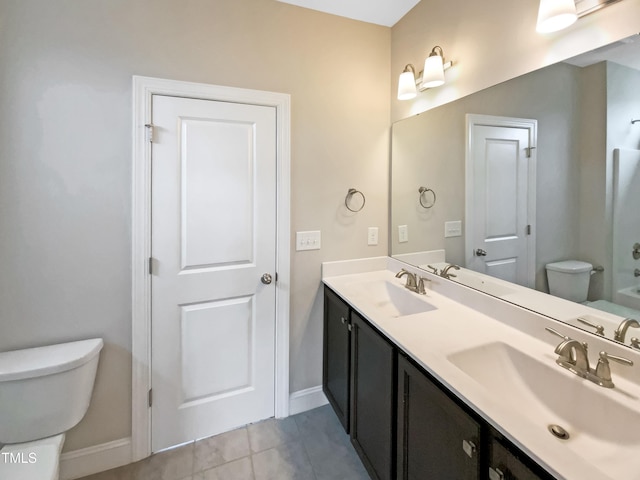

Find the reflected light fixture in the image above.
[
  {"left": 397, "top": 64, "right": 418, "bottom": 100},
  {"left": 397, "top": 46, "right": 453, "bottom": 100},
  {"left": 536, "top": 0, "right": 577, "bottom": 33}
]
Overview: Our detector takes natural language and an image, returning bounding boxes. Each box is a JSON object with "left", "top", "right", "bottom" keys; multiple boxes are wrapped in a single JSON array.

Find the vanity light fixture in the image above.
[
  {"left": 397, "top": 64, "right": 418, "bottom": 100},
  {"left": 536, "top": 0, "right": 577, "bottom": 33},
  {"left": 397, "top": 46, "right": 453, "bottom": 100},
  {"left": 422, "top": 46, "right": 446, "bottom": 88}
]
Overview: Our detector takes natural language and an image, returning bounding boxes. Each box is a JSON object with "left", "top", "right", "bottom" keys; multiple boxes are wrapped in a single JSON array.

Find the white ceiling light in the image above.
[{"left": 536, "top": 0, "right": 577, "bottom": 33}]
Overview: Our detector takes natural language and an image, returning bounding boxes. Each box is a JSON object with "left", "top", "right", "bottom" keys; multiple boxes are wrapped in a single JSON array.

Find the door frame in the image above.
[
  {"left": 131, "top": 76, "right": 291, "bottom": 460},
  {"left": 465, "top": 114, "right": 537, "bottom": 288}
]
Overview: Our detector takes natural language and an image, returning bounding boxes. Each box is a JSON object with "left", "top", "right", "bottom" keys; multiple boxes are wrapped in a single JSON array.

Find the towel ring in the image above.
[
  {"left": 345, "top": 188, "right": 366, "bottom": 212},
  {"left": 418, "top": 186, "right": 436, "bottom": 209}
]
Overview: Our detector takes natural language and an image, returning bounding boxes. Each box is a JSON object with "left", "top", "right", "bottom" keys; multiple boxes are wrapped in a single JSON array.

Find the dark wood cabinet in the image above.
[
  {"left": 488, "top": 431, "right": 554, "bottom": 480},
  {"left": 350, "top": 311, "right": 396, "bottom": 480},
  {"left": 323, "top": 286, "right": 558, "bottom": 480},
  {"left": 397, "top": 354, "right": 481, "bottom": 480},
  {"left": 323, "top": 287, "right": 351, "bottom": 431}
]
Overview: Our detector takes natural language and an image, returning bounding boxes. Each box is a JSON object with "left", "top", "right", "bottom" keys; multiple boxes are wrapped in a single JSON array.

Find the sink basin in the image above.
[
  {"left": 352, "top": 280, "right": 436, "bottom": 318},
  {"left": 448, "top": 342, "right": 640, "bottom": 479}
]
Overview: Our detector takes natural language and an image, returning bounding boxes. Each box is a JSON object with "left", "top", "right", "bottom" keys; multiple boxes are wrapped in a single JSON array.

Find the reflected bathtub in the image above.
[{"left": 615, "top": 285, "right": 640, "bottom": 312}]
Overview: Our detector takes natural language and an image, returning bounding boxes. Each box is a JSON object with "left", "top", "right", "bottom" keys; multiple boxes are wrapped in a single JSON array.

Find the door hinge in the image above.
[
  {"left": 148, "top": 388, "right": 153, "bottom": 407},
  {"left": 148, "top": 257, "right": 153, "bottom": 275},
  {"left": 526, "top": 146, "right": 536, "bottom": 158},
  {"left": 526, "top": 224, "right": 532, "bottom": 235},
  {"left": 145, "top": 124, "right": 155, "bottom": 143}
]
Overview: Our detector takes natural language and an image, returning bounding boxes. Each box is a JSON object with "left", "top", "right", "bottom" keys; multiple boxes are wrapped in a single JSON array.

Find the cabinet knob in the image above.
[
  {"left": 340, "top": 317, "right": 347, "bottom": 324},
  {"left": 462, "top": 439, "right": 476, "bottom": 458},
  {"left": 488, "top": 467, "right": 505, "bottom": 480}
]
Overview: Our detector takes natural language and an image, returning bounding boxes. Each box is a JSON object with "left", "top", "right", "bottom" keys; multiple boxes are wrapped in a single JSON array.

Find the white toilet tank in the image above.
[
  {"left": 545, "top": 260, "right": 593, "bottom": 303},
  {"left": 0, "top": 338, "right": 103, "bottom": 444}
]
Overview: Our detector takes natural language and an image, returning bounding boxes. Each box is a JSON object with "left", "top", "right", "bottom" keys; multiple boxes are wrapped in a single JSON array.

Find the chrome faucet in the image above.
[
  {"left": 614, "top": 318, "right": 640, "bottom": 343},
  {"left": 395, "top": 269, "right": 428, "bottom": 295},
  {"left": 439, "top": 264, "right": 460, "bottom": 279},
  {"left": 546, "top": 327, "right": 633, "bottom": 388}
]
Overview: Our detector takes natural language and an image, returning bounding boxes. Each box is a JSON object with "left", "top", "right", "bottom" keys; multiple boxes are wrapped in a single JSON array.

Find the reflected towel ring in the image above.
[
  {"left": 345, "top": 188, "right": 366, "bottom": 212},
  {"left": 418, "top": 186, "right": 436, "bottom": 208}
]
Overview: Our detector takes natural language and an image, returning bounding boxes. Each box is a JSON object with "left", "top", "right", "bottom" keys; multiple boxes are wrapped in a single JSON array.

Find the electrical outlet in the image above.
[
  {"left": 398, "top": 225, "right": 408, "bottom": 243},
  {"left": 296, "top": 231, "right": 321, "bottom": 251},
  {"left": 368, "top": 227, "right": 379, "bottom": 246}
]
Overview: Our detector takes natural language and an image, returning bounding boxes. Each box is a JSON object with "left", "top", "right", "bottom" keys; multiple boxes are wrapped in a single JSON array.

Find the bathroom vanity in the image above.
[{"left": 322, "top": 258, "right": 640, "bottom": 480}]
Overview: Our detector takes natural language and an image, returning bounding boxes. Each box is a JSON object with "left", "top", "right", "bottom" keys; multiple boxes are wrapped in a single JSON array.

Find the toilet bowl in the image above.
[
  {"left": 545, "top": 260, "right": 593, "bottom": 303},
  {"left": 0, "top": 338, "right": 103, "bottom": 480}
]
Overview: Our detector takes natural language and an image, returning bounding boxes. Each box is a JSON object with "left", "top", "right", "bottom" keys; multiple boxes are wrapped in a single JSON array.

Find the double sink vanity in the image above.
[{"left": 322, "top": 257, "right": 640, "bottom": 480}]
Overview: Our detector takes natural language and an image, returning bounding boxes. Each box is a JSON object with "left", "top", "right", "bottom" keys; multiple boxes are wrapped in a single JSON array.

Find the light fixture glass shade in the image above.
[
  {"left": 536, "top": 0, "right": 577, "bottom": 33},
  {"left": 421, "top": 54, "right": 445, "bottom": 89},
  {"left": 397, "top": 70, "right": 417, "bottom": 100}
]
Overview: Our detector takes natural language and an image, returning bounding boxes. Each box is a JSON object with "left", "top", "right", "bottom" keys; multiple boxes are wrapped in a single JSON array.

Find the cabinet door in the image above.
[
  {"left": 350, "top": 311, "right": 396, "bottom": 480},
  {"left": 489, "top": 436, "right": 553, "bottom": 480},
  {"left": 397, "top": 355, "right": 481, "bottom": 480},
  {"left": 323, "top": 287, "right": 351, "bottom": 431}
]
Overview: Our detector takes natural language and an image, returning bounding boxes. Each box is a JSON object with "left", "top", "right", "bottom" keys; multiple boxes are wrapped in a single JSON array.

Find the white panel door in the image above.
[
  {"left": 466, "top": 117, "right": 536, "bottom": 287},
  {"left": 151, "top": 95, "right": 277, "bottom": 452}
]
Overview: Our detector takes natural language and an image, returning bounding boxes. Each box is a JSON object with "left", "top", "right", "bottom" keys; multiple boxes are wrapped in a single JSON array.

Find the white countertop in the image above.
[{"left": 322, "top": 257, "right": 640, "bottom": 480}]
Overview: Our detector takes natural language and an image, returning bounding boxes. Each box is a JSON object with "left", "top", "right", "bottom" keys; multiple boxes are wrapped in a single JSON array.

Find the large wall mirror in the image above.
[{"left": 391, "top": 33, "right": 640, "bottom": 347}]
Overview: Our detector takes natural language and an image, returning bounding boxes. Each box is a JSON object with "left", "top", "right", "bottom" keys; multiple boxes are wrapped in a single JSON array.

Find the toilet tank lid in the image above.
[
  {"left": 0, "top": 338, "right": 103, "bottom": 382},
  {"left": 546, "top": 260, "right": 593, "bottom": 273}
]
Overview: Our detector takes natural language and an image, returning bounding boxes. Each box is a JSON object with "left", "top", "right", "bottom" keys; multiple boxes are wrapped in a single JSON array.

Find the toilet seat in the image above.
[{"left": 0, "top": 434, "right": 64, "bottom": 480}]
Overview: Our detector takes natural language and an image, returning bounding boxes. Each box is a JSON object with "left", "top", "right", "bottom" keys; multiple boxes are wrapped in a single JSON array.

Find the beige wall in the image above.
[
  {"left": 391, "top": 0, "right": 640, "bottom": 122},
  {"left": 0, "top": 0, "right": 390, "bottom": 452}
]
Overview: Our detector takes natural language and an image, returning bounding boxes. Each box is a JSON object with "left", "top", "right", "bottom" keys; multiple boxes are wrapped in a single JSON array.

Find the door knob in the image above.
[
  {"left": 475, "top": 248, "right": 487, "bottom": 256},
  {"left": 261, "top": 273, "right": 273, "bottom": 285}
]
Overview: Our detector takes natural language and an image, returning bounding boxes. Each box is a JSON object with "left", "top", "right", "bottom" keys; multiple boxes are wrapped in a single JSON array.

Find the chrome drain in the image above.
[{"left": 548, "top": 424, "right": 570, "bottom": 440}]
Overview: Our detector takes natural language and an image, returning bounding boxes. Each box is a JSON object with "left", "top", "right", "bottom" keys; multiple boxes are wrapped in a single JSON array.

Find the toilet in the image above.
[
  {"left": 545, "top": 260, "right": 593, "bottom": 302},
  {"left": 0, "top": 338, "right": 103, "bottom": 480}
]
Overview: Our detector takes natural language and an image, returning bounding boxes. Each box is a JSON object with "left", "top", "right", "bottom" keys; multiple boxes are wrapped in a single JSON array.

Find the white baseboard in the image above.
[
  {"left": 60, "top": 437, "right": 132, "bottom": 480},
  {"left": 289, "top": 385, "right": 328, "bottom": 415}
]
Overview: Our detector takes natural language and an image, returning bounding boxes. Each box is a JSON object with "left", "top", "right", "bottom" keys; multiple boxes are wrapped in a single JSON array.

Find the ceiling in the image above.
[{"left": 276, "top": 0, "right": 421, "bottom": 27}]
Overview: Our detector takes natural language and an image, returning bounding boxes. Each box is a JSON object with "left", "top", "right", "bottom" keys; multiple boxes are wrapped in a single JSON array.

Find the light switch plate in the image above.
[
  {"left": 398, "top": 225, "right": 408, "bottom": 243},
  {"left": 296, "top": 230, "right": 321, "bottom": 251},
  {"left": 445, "top": 220, "right": 462, "bottom": 238},
  {"left": 368, "top": 227, "right": 379, "bottom": 246}
]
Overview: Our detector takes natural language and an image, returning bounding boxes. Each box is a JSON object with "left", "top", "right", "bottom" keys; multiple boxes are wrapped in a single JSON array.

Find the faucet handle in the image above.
[
  {"left": 577, "top": 317, "right": 605, "bottom": 336},
  {"left": 545, "top": 327, "right": 569, "bottom": 341},
  {"left": 631, "top": 337, "right": 640, "bottom": 350},
  {"left": 416, "top": 276, "right": 431, "bottom": 295},
  {"left": 599, "top": 351, "right": 633, "bottom": 366},
  {"left": 426, "top": 265, "right": 439, "bottom": 275},
  {"left": 593, "top": 351, "right": 633, "bottom": 388}
]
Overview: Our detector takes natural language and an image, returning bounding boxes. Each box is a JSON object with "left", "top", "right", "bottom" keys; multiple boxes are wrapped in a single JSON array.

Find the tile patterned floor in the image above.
[{"left": 79, "top": 405, "right": 370, "bottom": 480}]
